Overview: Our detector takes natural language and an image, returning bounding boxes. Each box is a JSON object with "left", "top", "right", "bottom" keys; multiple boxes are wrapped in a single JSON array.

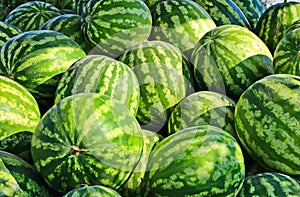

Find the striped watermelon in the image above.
[
  {"left": 0, "top": 30, "right": 86, "bottom": 113},
  {"left": 232, "top": 0, "right": 265, "bottom": 29},
  {"left": 31, "top": 93, "right": 144, "bottom": 193},
  {"left": 55, "top": 55, "right": 140, "bottom": 116},
  {"left": 118, "top": 40, "right": 191, "bottom": 132},
  {"left": 0, "top": 150, "right": 52, "bottom": 196},
  {"left": 168, "top": 91, "right": 236, "bottom": 137},
  {"left": 191, "top": 24, "right": 274, "bottom": 100},
  {"left": 41, "top": 13, "right": 92, "bottom": 53},
  {"left": 254, "top": 1, "right": 300, "bottom": 53},
  {"left": 0, "top": 76, "right": 40, "bottom": 161},
  {"left": 273, "top": 28, "right": 300, "bottom": 76},
  {"left": 81, "top": 0, "right": 152, "bottom": 58},
  {"left": 239, "top": 172, "right": 300, "bottom": 197},
  {"left": 63, "top": 185, "right": 122, "bottom": 197},
  {"left": 5, "top": 1, "right": 62, "bottom": 32},
  {"left": 234, "top": 74, "right": 300, "bottom": 175},
  {"left": 144, "top": 125, "right": 245, "bottom": 196},
  {"left": 194, "top": 0, "right": 251, "bottom": 29},
  {"left": 0, "top": 21, "right": 21, "bottom": 48},
  {"left": 150, "top": 0, "right": 217, "bottom": 52},
  {"left": 118, "top": 129, "right": 162, "bottom": 197}
]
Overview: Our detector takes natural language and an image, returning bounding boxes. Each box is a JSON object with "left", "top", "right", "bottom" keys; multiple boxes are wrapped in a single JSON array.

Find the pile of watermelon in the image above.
[{"left": 0, "top": 0, "right": 300, "bottom": 196}]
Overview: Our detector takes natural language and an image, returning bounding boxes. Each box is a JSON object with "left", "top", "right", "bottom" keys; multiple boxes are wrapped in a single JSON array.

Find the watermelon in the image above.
[
  {"left": 118, "top": 40, "right": 191, "bottom": 132},
  {"left": 191, "top": 24, "right": 274, "bottom": 100},
  {"left": 63, "top": 185, "right": 122, "bottom": 197},
  {"left": 239, "top": 172, "right": 300, "bottom": 197},
  {"left": 5, "top": 1, "right": 62, "bottom": 32},
  {"left": 0, "top": 76, "right": 40, "bottom": 161},
  {"left": 234, "top": 74, "right": 300, "bottom": 175},
  {"left": 232, "top": 0, "right": 265, "bottom": 29},
  {"left": 273, "top": 28, "right": 300, "bottom": 76},
  {"left": 41, "top": 13, "right": 93, "bottom": 53},
  {"left": 254, "top": 1, "right": 300, "bottom": 53},
  {"left": 150, "top": 0, "right": 217, "bottom": 52},
  {"left": 55, "top": 54, "right": 140, "bottom": 116},
  {"left": 193, "top": 0, "right": 251, "bottom": 29},
  {"left": 118, "top": 129, "right": 163, "bottom": 197},
  {"left": 81, "top": 0, "right": 152, "bottom": 58},
  {"left": 31, "top": 93, "right": 144, "bottom": 193},
  {"left": 144, "top": 125, "right": 245, "bottom": 196},
  {"left": 0, "top": 21, "right": 21, "bottom": 48},
  {"left": 168, "top": 91, "right": 236, "bottom": 137},
  {"left": 0, "top": 30, "right": 86, "bottom": 113},
  {"left": 0, "top": 150, "right": 52, "bottom": 196}
]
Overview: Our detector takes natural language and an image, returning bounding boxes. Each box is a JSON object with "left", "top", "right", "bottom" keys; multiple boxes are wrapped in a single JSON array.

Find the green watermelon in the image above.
[
  {"left": 239, "top": 172, "right": 300, "bottom": 197},
  {"left": 144, "top": 125, "right": 245, "bottom": 196},
  {"left": 0, "top": 30, "right": 86, "bottom": 113},
  {"left": 0, "top": 150, "right": 52, "bottom": 196},
  {"left": 193, "top": 0, "right": 251, "bottom": 29},
  {"left": 0, "top": 76, "right": 40, "bottom": 161},
  {"left": 232, "top": 0, "right": 265, "bottom": 29},
  {"left": 168, "top": 91, "right": 236, "bottom": 137},
  {"left": 41, "top": 13, "right": 92, "bottom": 53},
  {"left": 4, "top": 1, "right": 62, "bottom": 32},
  {"left": 81, "top": 0, "right": 152, "bottom": 58},
  {"left": 118, "top": 129, "right": 163, "bottom": 197},
  {"left": 31, "top": 93, "right": 144, "bottom": 193},
  {"left": 273, "top": 27, "right": 300, "bottom": 76},
  {"left": 118, "top": 40, "right": 191, "bottom": 132},
  {"left": 150, "top": 0, "right": 217, "bottom": 52},
  {"left": 191, "top": 24, "right": 274, "bottom": 100},
  {"left": 55, "top": 55, "right": 140, "bottom": 116},
  {"left": 63, "top": 185, "right": 122, "bottom": 197},
  {"left": 234, "top": 74, "right": 300, "bottom": 176},
  {"left": 255, "top": 1, "right": 300, "bottom": 53},
  {"left": 0, "top": 21, "right": 21, "bottom": 48}
]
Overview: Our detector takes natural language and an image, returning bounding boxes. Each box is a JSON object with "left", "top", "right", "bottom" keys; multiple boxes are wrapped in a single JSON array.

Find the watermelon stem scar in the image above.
[{"left": 70, "top": 146, "right": 87, "bottom": 155}]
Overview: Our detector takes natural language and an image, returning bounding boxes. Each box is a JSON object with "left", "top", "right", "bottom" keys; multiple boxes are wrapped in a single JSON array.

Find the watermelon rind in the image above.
[
  {"left": 144, "top": 125, "right": 245, "bottom": 197},
  {"left": 31, "top": 93, "right": 144, "bottom": 193},
  {"left": 234, "top": 74, "right": 300, "bottom": 175},
  {"left": 239, "top": 172, "right": 300, "bottom": 197}
]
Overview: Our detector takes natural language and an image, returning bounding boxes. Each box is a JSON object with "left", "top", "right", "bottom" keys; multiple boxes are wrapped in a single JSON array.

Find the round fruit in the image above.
[
  {"left": 273, "top": 28, "right": 300, "bottom": 76},
  {"left": 239, "top": 172, "right": 300, "bottom": 197},
  {"left": 144, "top": 125, "right": 245, "bottom": 196},
  {"left": 191, "top": 24, "right": 274, "bottom": 100},
  {"left": 235, "top": 74, "right": 300, "bottom": 175},
  {"left": 31, "top": 93, "right": 144, "bottom": 193}
]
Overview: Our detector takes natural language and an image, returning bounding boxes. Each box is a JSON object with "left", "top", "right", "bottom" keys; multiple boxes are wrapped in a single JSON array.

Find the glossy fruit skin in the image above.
[
  {"left": 255, "top": 1, "right": 300, "bottom": 53},
  {"left": 191, "top": 24, "right": 273, "bottom": 100},
  {"left": 31, "top": 93, "right": 144, "bottom": 193},
  {"left": 0, "top": 30, "right": 86, "bottom": 112},
  {"left": 235, "top": 74, "right": 300, "bottom": 176},
  {"left": 144, "top": 125, "right": 245, "bottom": 197}
]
